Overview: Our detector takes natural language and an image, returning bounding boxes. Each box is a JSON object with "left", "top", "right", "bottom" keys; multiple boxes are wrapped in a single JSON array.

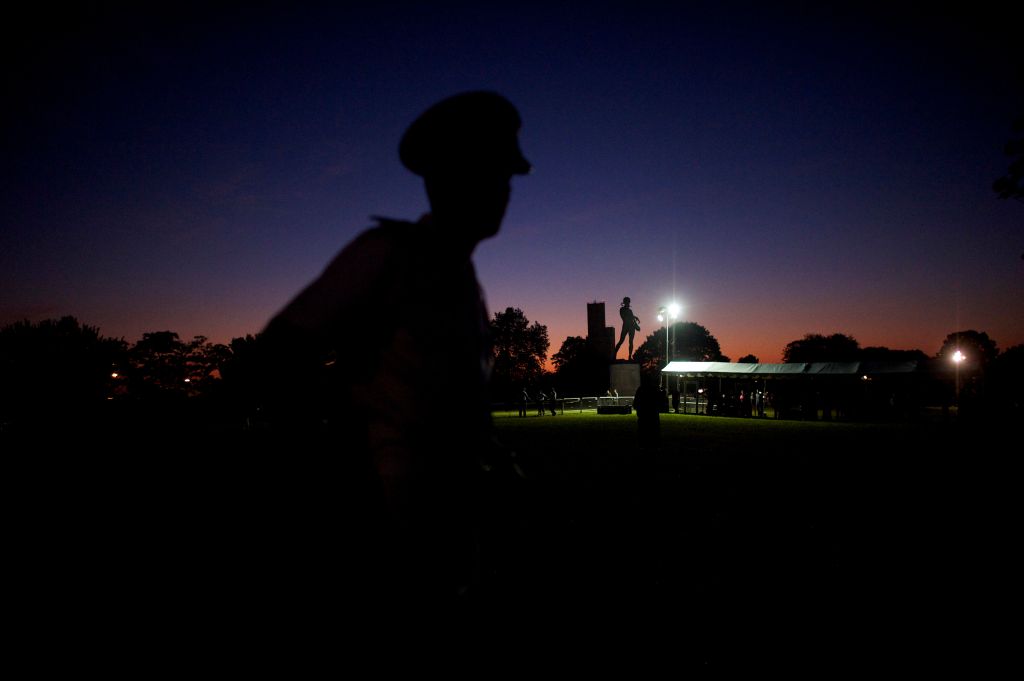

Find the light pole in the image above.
[
  {"left": 658, "top": 303, "right": 681, "bottom": 362},
  {"left": 953, "top": 349, "right": 965, "bottom": 416},
  {"left": 657, "top": 306, "right": 667, "bottom": 371},
  {"left": 666, "top": 302, "right": 681, "bottom": 361},
  {"left": 657, "top": 302, "right": 681, "bottom": 388}
]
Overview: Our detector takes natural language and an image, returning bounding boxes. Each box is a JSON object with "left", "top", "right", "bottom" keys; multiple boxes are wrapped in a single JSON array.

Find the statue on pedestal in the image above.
[{"left": 613, "top": 296, "right": 641, "bottom": 360}]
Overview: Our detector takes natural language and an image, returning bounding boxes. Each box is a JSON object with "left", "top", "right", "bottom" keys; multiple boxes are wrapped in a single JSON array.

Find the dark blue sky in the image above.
[{"left": 2, "top": 2, "right": 1021, "bottom": 363}]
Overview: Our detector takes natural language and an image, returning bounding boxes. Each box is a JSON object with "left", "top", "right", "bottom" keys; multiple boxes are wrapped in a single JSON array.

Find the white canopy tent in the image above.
[
  {"left": 659, "top": 360, "right": 926, "bottom": 419},
  {"left": 661, "top": 360, "right": 920, "bottom": 378}
]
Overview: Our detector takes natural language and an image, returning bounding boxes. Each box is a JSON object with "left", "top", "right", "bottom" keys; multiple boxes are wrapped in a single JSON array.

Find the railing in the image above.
[{"left": 493, "top": 396, "right": 635, "bottom": 414}]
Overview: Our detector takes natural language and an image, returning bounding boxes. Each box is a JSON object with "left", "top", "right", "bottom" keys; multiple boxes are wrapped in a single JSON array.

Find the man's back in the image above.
[{"left": 263, "top": 217, "right": 492, "bottom": 460}]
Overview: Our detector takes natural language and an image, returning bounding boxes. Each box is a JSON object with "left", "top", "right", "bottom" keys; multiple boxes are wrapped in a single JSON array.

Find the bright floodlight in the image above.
[
  {"left": 657, "top": 305, "right": 666, "bottom": 323},
  {"left": 667, "top": 302, "right": 681, "bottom": 319},
  {"left": 952, "top": 350, "right": 965, "bottom": 363}
]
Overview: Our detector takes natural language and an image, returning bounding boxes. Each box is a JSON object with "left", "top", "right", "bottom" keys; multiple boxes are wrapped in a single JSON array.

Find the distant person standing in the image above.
[
  {"left": 519, "top": 388, "right": 529, "bottom": 417},
  {"left": 633, "top": 375, "right": 661, "bottom": 450},
  {"left": 613, "top": 297, "right": 641, "bottom": 360},
  {"left": 536, "top": 390, "right": 547, "bottom": 416},
  {"left": 548, "top": 387, "right": 558, "bottom": 416}
]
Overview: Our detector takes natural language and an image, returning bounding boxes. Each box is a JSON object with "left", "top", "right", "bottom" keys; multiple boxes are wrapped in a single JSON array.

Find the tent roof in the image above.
[{"left": 662, "top": 360, "right": 920, "bottom": 377}]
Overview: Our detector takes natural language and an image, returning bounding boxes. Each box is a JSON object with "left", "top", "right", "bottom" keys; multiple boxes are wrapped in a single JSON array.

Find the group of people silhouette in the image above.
[{"left": 519, "top": 387, "right": 558, "bottom": 416}]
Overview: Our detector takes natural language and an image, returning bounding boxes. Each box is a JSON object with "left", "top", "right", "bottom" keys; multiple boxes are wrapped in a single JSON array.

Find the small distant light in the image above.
[
  {"left": 184, "top": 378, "right": 191, "bottom": 383},
  {"left": 657, "top": 314, "right": 665, "bottom": 322},
  {"left": 111, "top": 372, "right": 118, "bottom": 378},
  {"left": 952, "top": 350, "right": 965, "bottom": 363}
]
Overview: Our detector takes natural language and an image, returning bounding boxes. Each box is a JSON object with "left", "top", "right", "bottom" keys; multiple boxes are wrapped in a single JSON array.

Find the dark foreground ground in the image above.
[
  {"left": 8, "top": 411, "right": 1013, "bottom": 665},
  {"left": 487, "top": 413, "right": 1014, "bottom": 660}
]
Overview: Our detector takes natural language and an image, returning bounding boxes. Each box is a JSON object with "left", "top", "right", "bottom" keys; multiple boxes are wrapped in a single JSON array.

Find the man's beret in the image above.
[{"left": 399, "top": 91, "right": 531, "bottom": 177}]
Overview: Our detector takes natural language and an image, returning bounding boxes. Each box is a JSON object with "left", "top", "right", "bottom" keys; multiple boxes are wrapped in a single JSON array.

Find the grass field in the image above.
[
  {"left": 493, "top": 408, "right": 949, "bottom": 454},
  {"left": 479, "top": 410, "right": 1007, "bottom": 645},
  {"left": 491, "top": 409, "right": 983, "bottom": 483}
]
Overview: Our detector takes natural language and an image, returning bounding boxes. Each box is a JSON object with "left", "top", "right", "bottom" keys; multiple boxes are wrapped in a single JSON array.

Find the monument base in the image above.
[{"left": 609, "top": 362, "right": 641, "bottom": 400}]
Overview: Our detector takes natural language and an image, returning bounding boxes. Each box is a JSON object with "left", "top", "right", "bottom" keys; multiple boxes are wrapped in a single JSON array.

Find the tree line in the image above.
[{"left": 1, "top": 313, "right": 1021, "bottom": 431}]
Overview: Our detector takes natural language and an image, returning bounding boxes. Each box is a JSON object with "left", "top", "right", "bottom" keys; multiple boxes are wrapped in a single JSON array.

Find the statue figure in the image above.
[{"left": 613, "top": 296, "right": 641, "bottom": 360}]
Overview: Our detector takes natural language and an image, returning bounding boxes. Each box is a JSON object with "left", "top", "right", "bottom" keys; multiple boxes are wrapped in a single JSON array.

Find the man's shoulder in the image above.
[
  {"left": 356, "top": 215, "right": 441, "bottom": 254},
  {"left": 351, "top": 216, "right": 416, "bottom": 245},
  {"left": 368, "top": 215, "right": 419, "bottom": 232},
  {"left": 324, "top": 216, "right": 423, "bottom": 266}
]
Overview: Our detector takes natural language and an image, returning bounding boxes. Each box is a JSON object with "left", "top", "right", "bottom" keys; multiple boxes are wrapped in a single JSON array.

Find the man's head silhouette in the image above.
[
  {"left": 399, "top": 91, "right": 531, "bottom": 177},
  {"left": 400, "top": 92, "right": 530, "bottom": 245}
]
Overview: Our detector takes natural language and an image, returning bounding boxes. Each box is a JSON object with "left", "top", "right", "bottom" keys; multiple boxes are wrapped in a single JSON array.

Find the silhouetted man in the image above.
[
  {"left": 614, "top": 296, "right": 640, "bottom": 360},
  {"left": 260, "top": 91, "right": 531, "bottom": 606},
  {"left": 633, "top": 374, "right": 661, "bottom": 451}
]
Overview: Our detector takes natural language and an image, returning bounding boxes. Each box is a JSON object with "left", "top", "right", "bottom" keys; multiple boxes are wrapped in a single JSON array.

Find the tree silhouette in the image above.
[
  {"left": 214, "top": 334, "right": 268, "bottom": 425},
  {"left": 489, "top": 307, "right": 549, "bottom": 399},
  {"left": 552, "top": 335, "right": 607, "bottom": 395},
  {"left": 859, "top": 346, "right": 928, "bottom": 362},
  {"left": 128, "top": 331, "right": 227, "bottom": 400},
  {"left": 737, "top": 354, "right": 760, "bottom": 363},
  {"left": 936, "top": 330, "right": 998, "bottom": 370},
  {"left": 0, "top": 316, "right": 127, "bottom": 428},
  {"left": 990, "top": 344, "right": 1024, "bottom": 414},
  {"left": 217, "top": 335, "right": 262, "bottom": 392},
  {"left": 936, "top": 330, "right": 999, "bottom": 415},
  {"left": 129, "top": 331, "right": 189, "bottom": 399},
  {"left": 782, "top": 333, "right": 861, "bottom": 363},
  {"left": 633, "top": 321, "right": 726, "bottom": 378}
]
